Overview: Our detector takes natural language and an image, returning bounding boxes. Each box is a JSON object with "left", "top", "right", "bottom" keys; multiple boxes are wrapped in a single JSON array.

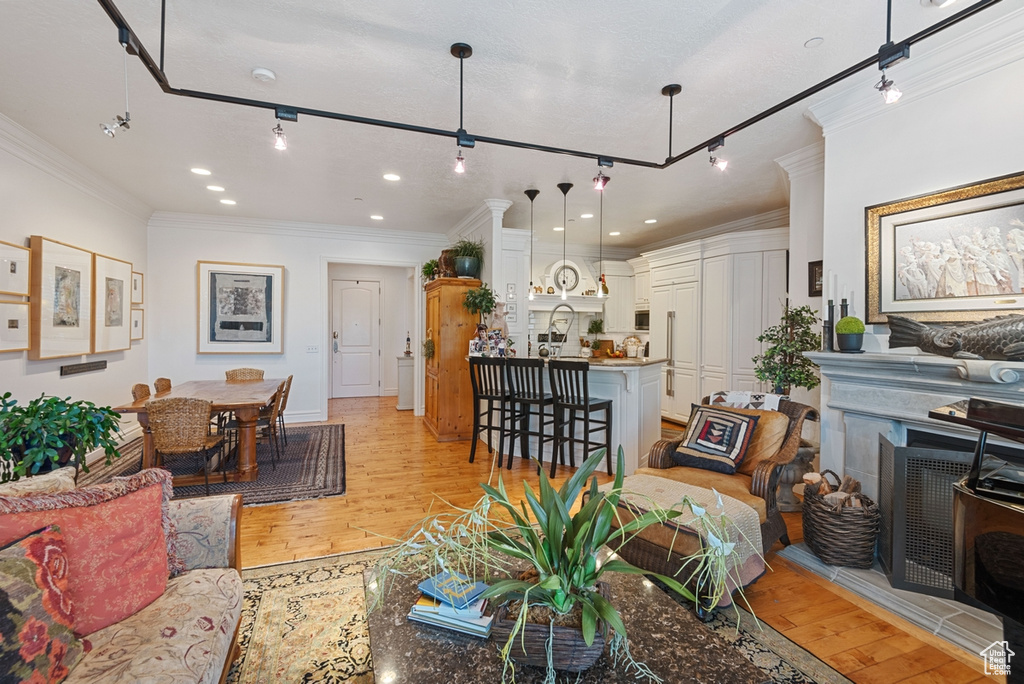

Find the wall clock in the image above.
[{"left": 554, "top": 264, "right": 580, "bottom": 292}]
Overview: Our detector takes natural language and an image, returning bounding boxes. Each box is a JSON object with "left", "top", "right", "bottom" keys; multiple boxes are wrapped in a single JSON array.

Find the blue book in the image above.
[
  {"left": 417, "top": 571, "right": 488, "bottom": 609},
  {"left": 407, "top": 609, "right": 493, "bottom": 638}
]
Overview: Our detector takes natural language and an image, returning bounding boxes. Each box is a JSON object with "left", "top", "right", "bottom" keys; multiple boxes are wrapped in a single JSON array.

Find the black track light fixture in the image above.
[
  {"left": 875, "top": 0, "right": 908, "bottom": 104},
  {"left": 708, "top": 136, "right": 728, "bottom": 171},
  {"left": 661, "top": 84, "right": 682, "bottom": 161},
  {"left": 451, "top": 43, "right": 475, "bottom": 173},
  {"left": 101, "top": 43, "right": 131, "bottom": 138}
]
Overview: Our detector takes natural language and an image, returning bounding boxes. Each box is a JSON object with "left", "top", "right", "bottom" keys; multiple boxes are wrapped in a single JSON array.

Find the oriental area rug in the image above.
[
  {"left": 226, "top": 549, "right": 851, "bottom": 684},
  {"left": 78, "top": 424, "right": 346, "bottom": 505}
]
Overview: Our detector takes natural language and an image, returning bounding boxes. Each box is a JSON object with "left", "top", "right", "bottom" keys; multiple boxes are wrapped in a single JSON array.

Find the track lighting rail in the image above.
[{"left": 95, "top": 0, "right": 1001, "bottom": 170}]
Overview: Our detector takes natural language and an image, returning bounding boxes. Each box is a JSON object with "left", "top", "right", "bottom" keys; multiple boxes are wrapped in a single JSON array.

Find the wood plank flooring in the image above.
[{"left": 239, "top": 397, "right": 993, "bottom": 683}]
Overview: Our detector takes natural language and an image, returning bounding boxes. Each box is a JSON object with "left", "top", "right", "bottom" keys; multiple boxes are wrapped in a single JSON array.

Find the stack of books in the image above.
[{"left": 407, "top": 571, "right": 493, "bottom": 637}]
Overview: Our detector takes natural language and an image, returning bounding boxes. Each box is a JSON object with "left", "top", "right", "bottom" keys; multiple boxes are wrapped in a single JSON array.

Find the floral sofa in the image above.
[{"left": 0, "top": 468, "right": 243, "bottom": 684}]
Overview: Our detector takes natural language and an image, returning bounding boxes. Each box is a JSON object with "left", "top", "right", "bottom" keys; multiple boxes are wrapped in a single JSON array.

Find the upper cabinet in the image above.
[
  {"left": 601, "top": 260, "right": 635, "bottom": 333},
  {"left": 628, "top": 257, "right": 651, "bottom": 308}
]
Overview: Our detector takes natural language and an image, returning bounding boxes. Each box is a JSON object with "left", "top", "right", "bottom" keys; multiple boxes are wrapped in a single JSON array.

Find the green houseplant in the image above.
[
  {"left": 0, "top": 392, "right": 122, "bottom": 482},
  {"left": 451, "top": 237, "right": 485, "bottom": 278},
  {"left": 421, "top": 259, "right": 439, "bottom": 282},
  {"left": 368, "top": 448, "right": 755, "bottom": 681},
  {"left": 463, "top": 282, "right": 497, "bottom": 322},
  {"left": 835, "top": 315, "right": 865, "bottom": 352},
  {"left": 753, "top": 304, "right": 821, "bottom": 394}
]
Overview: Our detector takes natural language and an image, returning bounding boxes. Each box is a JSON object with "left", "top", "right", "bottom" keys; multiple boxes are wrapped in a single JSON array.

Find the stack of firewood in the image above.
[{"left": 802, "top": 472, "right": 866, "bottom": 509}]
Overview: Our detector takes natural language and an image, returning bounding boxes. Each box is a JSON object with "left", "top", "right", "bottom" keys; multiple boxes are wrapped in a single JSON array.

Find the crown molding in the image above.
[
  {"left": 808, "top": 7, "right": 1024, "bottom": 136},
  {"left": 532, "top": 242, "right": 637, "bottom": 261},
  {"left": 639, "top": 207, "right": 789, "bottom": 253},
  {"left": 775, "top": 141, "right": 825, "bottom": 181},
  {"left": 448, "top": 199, "right": 513, "bottom": 241},
  {"left": 0, "top": 113, "right": 152, "bottom": 221},
  {"left": 147, "top": 211, "right": 449, "bottom": 247}
]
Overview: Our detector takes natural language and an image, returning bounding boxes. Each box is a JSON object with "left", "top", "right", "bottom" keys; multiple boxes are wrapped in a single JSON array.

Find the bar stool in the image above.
[
  {"left": 505, "top": 358, "right": 556, "bottom": 472},
  {"left": 468, "top": 357, "right": 513, "bottom": 466},
  {"left": 548, "top": 360, "right": 613, "bottom": 478}
]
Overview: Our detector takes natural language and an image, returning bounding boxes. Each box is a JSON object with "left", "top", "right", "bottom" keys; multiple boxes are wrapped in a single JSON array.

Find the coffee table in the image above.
[{"left": 363, "top": 560, "right": 767, "bottom": 683}]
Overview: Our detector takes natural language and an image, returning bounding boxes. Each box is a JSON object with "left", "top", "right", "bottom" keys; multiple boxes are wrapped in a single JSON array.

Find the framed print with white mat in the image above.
[
  {"left": 29, "top": 236, "right": 93, "bottom": 359},
  {"left": 197, "top": 261, "right": 284, "bottom": 354},
  {"left": 93, "top": 253, "right": 132, "bottom": 353}
]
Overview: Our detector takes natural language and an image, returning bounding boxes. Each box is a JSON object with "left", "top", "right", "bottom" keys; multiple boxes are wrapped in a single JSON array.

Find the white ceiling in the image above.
[{"left": 0, "top": 0, "right": 1010, "bottom": 248}]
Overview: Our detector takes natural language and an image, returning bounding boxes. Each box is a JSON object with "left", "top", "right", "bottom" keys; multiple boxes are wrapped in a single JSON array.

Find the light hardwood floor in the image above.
[{"left": 239, "top": 396, "right": 992, "bottom": 683}]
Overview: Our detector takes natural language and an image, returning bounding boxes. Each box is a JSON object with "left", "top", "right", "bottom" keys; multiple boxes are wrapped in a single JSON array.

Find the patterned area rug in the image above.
[
  {"left": 227, "top": 549, "right": 851, "bottom": 684},
  {"left": 78, "top": 424, "right": 346, "bottom": 505}
]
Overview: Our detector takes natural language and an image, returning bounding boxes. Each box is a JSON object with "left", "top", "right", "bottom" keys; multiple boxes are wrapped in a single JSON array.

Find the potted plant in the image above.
[
  {"left": 0, "top": 392, "right": 123, "bottom": 483},
  {"left": 368, "top": 448, "right": 754, "bottom": 679},
  {"left": 835, "top": 315, "right": 865, "bottom": 352},
  {"left": 753, "top": 304, "right": 821, "bottom": 394},
  {"left": 421, "top": 259, "right": 439, "bottom": 283},
  {"left": 463, "top": 282, "right": 497, "bottom": 323},
  {"left": 451, "top": 237, "right": 485, "bottom": 279},
  {"left": 587, "top": 318, "right": 604, "bottom": 356}
]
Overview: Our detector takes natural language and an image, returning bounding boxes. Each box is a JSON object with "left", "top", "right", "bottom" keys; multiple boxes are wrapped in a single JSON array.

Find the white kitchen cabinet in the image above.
[
  {"left": 628, "top": 257, "right": 650, "bottom": 308},
  {"left": 651, "top": 275, "right": 700, "bottom": 422},
  {"left": 602, "top": 274, "right": 633, "bottom": 332}
]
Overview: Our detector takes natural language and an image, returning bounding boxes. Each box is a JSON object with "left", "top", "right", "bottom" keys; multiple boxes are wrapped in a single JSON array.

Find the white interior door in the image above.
[{"left": 331, "top": 279, "right": 381, "bottom": 398}]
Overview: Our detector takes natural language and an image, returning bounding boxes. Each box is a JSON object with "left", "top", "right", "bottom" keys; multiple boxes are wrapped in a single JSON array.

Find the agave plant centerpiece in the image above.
[{"left": 368, "top": 448, "right": 755, "bottom": 681}]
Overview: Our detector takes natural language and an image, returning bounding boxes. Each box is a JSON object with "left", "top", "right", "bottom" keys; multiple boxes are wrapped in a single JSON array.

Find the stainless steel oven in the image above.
[{"left": 634, "top": 310, "right": 649, "bottom": 331}]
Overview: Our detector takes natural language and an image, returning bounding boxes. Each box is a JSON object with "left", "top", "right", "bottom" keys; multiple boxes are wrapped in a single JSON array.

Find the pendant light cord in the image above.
[
  {"left": 886, "top": 0, "right": 893, "bottom": 43},
  {"left": 459, "top": 51, "right": 464, "bottom": 131},
  {"left": 599, "top": 190, "right": 603, "bottom": 284},
  {"left": 562, "top": 193, "right": 567, "bottom": 290},
  {"left": 123, "top": 45, "right": 130, "bottom": 120}
]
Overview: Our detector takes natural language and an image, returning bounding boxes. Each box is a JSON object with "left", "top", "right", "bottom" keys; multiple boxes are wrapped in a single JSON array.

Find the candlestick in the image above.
[
  {"left": 840, "top": 298, "right": 849, "bottom": 319},
  {"left": 824, "top": 300, "right": 835, "bottom": 352}
]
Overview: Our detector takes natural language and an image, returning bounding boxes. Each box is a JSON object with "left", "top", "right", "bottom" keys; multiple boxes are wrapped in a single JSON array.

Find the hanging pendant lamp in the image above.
[
  {"left": 558, "top": 182, "right": 573, "bottom": 301},
  {"left": 593, "top": 168, "right": 610, "bottom": 298},
  {"left": 525, "top": 189, "right": 539, "bottom": 301}
]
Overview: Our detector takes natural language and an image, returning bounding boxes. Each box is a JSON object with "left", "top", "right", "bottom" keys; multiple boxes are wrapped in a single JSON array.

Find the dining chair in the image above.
[
  {"left": 225, "top": 380, "right": 285, "bottom": 470},
  {"left": 154, "top": 377, "right": 172, "bottom": 393},
  {"left": 548, "top": 360, "right": 613, "bottom": 478},
  {"left": 468, "top": 357, "right": 513, "bottom": 467},
  {"left": 271, "top": 374, "right": 293, "bottom": 445},
  {"left": 131, "top": 383, "right": 152, "bottom": 402},
  {"left": 505, "top": 358, "right": 555, "bottom": 473},
  {"left": 225, "top": 368, "right": 265, "bottom": 381},
  {"left": 146, "top": 397, "right": 226, "bottom": 496}
]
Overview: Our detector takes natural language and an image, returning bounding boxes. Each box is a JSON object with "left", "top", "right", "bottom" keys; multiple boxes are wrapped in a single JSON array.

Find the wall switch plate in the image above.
[{"left": 306, "top": 345, "right": 319, "bottom": 353}]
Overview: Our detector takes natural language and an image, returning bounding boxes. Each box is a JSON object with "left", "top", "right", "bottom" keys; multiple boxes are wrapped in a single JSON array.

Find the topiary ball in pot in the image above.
[{"left": 835, "top": 316, "right": 865, "bottom": 352}]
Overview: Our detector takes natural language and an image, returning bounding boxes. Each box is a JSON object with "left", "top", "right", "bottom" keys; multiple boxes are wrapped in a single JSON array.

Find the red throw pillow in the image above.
[{"left": 0, "top": 472, "right": 171, "bottom": 636}]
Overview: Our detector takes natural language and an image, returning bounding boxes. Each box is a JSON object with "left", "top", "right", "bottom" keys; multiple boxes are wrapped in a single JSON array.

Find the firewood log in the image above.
[{"left": 823, "top": 491, "right": 849, "bottom": 508}]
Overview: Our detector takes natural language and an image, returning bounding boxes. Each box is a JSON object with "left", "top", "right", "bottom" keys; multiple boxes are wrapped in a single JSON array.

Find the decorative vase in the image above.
[
  {"left": 836, "top": 333, "right": 863, "bottom": 352},
  {"left": 438, "top": 249, "right": 457, "bottom": 278},
  {"left": 490, "top": 582, "right": 610, "bottom": 673},
  {"left": 454, "top": 256, "right": 479, "bottom": 278}
]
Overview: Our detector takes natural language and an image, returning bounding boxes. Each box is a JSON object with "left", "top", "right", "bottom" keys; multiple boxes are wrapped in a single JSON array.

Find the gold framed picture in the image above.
[{"left": 29, "top": 236, "right": 93, "bottom": 359}]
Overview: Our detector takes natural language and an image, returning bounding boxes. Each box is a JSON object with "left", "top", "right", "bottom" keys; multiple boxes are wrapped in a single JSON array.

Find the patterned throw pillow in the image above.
[
  {"left": 0, "top": 468, "right": 78, "bottom": 497},
  {"left": 672, "top": 405, "right": 759, "bottom": 474},
  {"left": 707, "top": 391, "right": 790, "bottom": 411},
  {"left": 0, "top": 525, "right": 84, "bottom": 683}
]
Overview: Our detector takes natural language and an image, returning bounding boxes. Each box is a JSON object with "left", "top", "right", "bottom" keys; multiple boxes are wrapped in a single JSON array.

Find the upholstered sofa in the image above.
[{"left": 0, "top": 468, "right": 243, "bottom": 684}]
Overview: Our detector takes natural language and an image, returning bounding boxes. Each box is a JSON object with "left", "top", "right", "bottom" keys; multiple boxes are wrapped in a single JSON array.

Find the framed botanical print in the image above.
[
  {"left": 29, "top": 236, "right": 93, "bottom": 360},
  {"left": 0, "top": 301, "right": 30, "bottom": 352},
  {"left": 130, "top": 308, "right": 144, "bottom": 341},
  {"left": 93, "top": 253, "right": 133, "bottom": 353},
  {"left": 131, "top": 271, "right": 144, "bottom": 305},
  {"left": 867, "top": 171, "right": 1024, "bottom": 323},
  {"left": 0, "top": 240, "right": 30, "bottom": 297},
  {"left": 197, "top": 261, "right": 284, "bottom": 354}
]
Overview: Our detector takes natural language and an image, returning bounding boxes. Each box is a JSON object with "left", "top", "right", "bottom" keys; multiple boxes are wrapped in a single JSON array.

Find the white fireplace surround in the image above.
[{"left": 807, "top": 351, "right": 1024, "bottom": 500}]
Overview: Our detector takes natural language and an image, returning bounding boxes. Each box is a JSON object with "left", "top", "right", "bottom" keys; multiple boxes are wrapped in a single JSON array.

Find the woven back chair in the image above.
[
  {"left": 229, "top": 380, "right": 286, "bottom": 470},
  {"left": 154, "top": 377, "right": 172, "bottom": 393},
  {"left": 146, "top": 397, "right": 226, "bottom": 496},
  {"left": 225, "top": 367, "right": 264, "bottom": 381},
  {"left": 277, "top": 374, "right": 294, "bottom": 445},
  {"left": 131, "top": 383, "right": 151, "bottom": 402}
]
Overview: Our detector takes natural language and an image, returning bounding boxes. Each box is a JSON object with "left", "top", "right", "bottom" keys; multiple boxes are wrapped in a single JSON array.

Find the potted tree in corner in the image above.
[
  {"left": 752, "top": 304, "right": 821, "bottom": 394},
  {"left": 452, "top": 237, "right": 485, "bottom": 279}
]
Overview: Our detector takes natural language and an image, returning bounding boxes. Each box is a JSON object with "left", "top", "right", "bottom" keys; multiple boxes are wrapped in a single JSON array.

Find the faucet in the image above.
[{"left": 546, "top": 303, "right": 575, "bottom": 359}]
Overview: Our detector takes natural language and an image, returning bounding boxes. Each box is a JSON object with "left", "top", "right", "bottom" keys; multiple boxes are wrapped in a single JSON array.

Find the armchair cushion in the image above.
[
  {"left": 672, "top": 405, "right": 758, "bottom": 474},
  {"left": 169, "top": 496, "right": 239, "bottom": 571},
  {"left": 707, "top": 406, "right": 790, "bottom": 476}
]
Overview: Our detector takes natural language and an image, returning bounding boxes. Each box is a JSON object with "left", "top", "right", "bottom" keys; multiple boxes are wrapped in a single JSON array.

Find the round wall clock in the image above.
[{"left": 554, "top": 265, "right": 580, "bottom": 292}]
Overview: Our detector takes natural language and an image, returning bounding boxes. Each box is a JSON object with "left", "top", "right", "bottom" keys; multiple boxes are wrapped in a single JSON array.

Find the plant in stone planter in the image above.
[
  {"left": 835, "top": 315, "right": 866, "bottom": 352},
  {"left": 0, "top": 392, "right": 122, "bottom": 483},
  {"left": 421, "top": 259, "right": 439, "bottom": 282},
  {"left": 368, "top": 448, "right": 753, "bottom": 681},
  {"left": 451, "top": 237, "right": 485, "bottom": 278},
  {"left": 753, "top": 304, "right": 821, "bottom": 394},
  {"left": 463, "top": 282, "right": 497, "bottom": 323}
]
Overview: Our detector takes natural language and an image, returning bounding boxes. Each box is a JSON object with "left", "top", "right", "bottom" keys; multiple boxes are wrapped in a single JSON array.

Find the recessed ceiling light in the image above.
[
  {"left": 382, "top": 173, "right": 401, "bottom": 181},
  {"left": 581, "top": 213, "right": 594, "bottom": 219},
  {"left": 220, "top": 199, "right": 236, "bottom": 205},
  {"left": 804, "top": 37, "right": 824, "bottom": 49},
  {"left": 370, "top": 215, "right": 384, "bottom": 220},
  {"left": 251, "top": 67, "right": 276, "bottom": 82},
  {"left": 609, "top": 232, "right": 621, "bottom": 236},
  {"left": 191, "top": 168, "right": 212, "bottom": 176},
  {"left": 354, "top": 197, "right": 363, "bottom": 202},
  {"left": 644, "top": 219, "right": 657, "bottom": 224},
  {"left": 206, "top": 185, "right": 225, "bottom": 192},
  {"left": 553, "top": 226, "right": 564, "bottom": 232}
]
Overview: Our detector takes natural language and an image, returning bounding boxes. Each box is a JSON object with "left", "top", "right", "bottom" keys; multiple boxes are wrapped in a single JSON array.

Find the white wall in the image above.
[
  {"left": 327, "top": 262, "right": 413, "bottom": 395},
  {"left": 146, "top": 213, "right": 446, "bottom": 423},
  {"left": 0, "top": 113, "right": 150, "bottom": 437}
]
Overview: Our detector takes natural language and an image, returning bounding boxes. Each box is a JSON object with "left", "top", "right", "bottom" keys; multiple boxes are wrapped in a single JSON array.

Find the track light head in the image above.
[
  {"left": 273, "top": 122, "right": 287, "bottom": 150},
  {"left": 454, "top": 148, "right": 466, "bottom": 174},
  {"left": 593, "top": 170, "right": 610, "bottom": 191},
  {"left": 875, "top": 71, "right": 903, "bottom": 104},
  {"left": 710, "top": 155, "right": 728, "bottom": 171},
  {"left": 100, "top": 114, "right": 130, "bottom": 138}
]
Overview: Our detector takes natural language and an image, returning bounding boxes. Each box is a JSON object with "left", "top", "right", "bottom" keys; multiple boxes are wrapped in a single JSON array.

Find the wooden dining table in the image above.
[{"left": 116, "top": 379, "right": 283, "bottom": 487}]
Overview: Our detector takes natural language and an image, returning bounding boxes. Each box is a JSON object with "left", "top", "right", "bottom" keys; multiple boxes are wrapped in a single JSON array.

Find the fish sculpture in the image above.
[{"left": 888, "top": 314, "right": 1024, "bottom": 361}]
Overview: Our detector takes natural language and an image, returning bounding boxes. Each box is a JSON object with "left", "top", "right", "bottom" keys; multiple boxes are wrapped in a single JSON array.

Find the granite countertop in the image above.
[{"left": 585, "top": 356, "right": 667, "bottom": 367}]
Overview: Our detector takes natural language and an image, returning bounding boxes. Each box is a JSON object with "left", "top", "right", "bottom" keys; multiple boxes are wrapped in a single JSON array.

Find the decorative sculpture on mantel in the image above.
[{"left": 888, "top": 314, "right": 1024, "bottom": 361}]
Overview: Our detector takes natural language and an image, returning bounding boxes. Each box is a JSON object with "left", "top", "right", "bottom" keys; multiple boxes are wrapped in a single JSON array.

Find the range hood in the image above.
[{"left": 526, "top": 294, "right": 605, "bottom": 313}]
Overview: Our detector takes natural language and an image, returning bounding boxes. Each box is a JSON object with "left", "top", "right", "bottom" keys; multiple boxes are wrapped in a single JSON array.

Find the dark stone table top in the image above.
[{"left": 363, "top": 561, "right": 767, "bottom": 683}]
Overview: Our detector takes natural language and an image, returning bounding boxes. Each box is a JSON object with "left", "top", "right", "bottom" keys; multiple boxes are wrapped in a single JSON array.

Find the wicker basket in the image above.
[
  {"left": 802, "top": 470, "right": 880, "bottom": 569},
  {"left": 490, "top": 582, "right": 610, "bottom": 673}
]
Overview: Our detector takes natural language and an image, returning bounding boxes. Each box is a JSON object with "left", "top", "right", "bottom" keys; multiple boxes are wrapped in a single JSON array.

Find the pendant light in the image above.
[
  {"left": 451, "top": 43, "right": 476, "bottom": 173},
  {"left": 593, "top": 167, "right": 610, "bottom": 298},
  {"left": 100, "top": 44, "right": 131, "bottom": 138},
  {"left": 557, "top": 182, "right": 573, "bottom": 301},
  {"left": 525, "top": 189, "right": 539, "bottom": 301},
  {"left": 875, "top": 0, "right": 908, "bottom": 104}
]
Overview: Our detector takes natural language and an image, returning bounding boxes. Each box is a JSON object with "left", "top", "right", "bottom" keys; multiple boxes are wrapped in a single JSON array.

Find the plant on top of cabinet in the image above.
[
  {"left": 752, "top": 304, "right": 821, "bottom": 394},
  {"left": 463, "top": 282, "right": 497, "bottom": 322},
  {"left": 421, "top": 259, "right": 440, "bottom": 282},
  {"left": 452, "top": 237, "right": 485, "bottom": 278}
]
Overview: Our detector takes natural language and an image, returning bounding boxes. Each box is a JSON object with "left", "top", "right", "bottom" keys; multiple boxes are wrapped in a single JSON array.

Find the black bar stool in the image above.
[
  {"left": 548, "top": 360, "right": 613, "bottom": 478},
  {"left": 505, "top": 358, "right": 556, "bottom": 472},
  {"left": 468, "top": 357, "right": 512, "bottom": 466}
]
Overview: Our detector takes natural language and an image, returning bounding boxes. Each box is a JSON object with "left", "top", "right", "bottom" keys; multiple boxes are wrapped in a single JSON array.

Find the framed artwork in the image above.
[
  {"left": 867, "top": 170, "right": 1024, "bottom": 323},
  {"left": 197, "top": 261, "right": 284, "bottom": 354},
  {"left": 131, "top": 271, "right": 144, "bottom": 305},
  {"left": 29, "top": 236, "right": 93, "bottom": 360},
  {"left": 808, "top": 260, "right": 823, "bottom": 298},
  {"left": 130, "top": 308, "right": 144, "bottom": 341},
  {"left": 0, "top": 240, "right": 30, "bottom": 297},
  {"left": 93, "top": 253, "right": 132, "bottom": 353},
  {"left": 0, "top": 301, "right": 30, "bottom": 353}
]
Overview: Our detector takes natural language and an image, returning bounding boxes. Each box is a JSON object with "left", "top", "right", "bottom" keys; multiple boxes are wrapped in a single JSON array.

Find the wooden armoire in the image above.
[{"left": 423, "top": 278, "right": 480, "bottom": 441}]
